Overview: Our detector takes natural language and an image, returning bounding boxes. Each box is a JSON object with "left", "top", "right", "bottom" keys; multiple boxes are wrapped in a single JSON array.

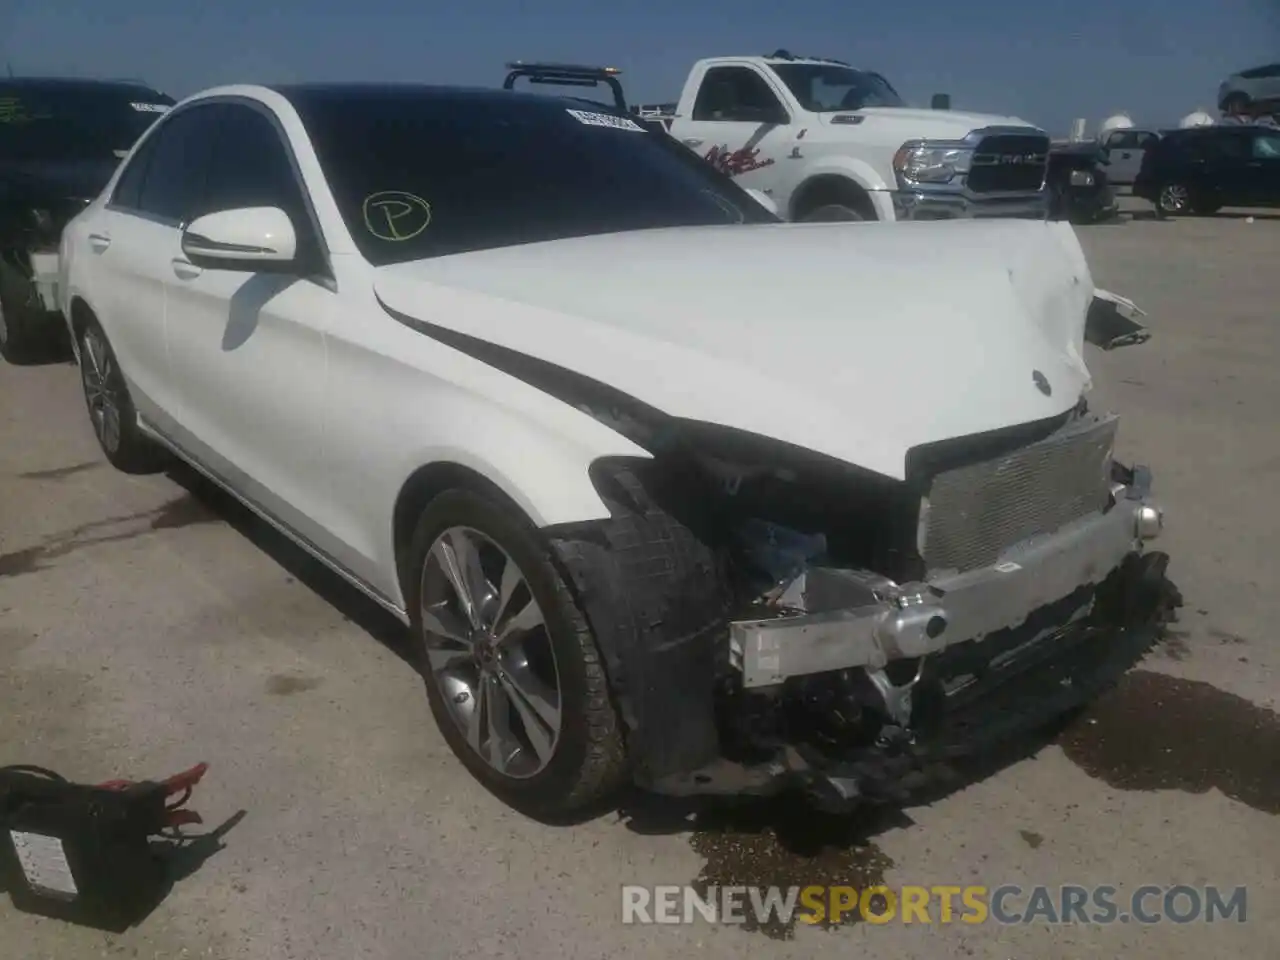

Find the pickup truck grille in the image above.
[
  {"left": 920, "top": 413, "right": 1118, "bottom": 575},
  {"left": 968, "top": 133, "right": 1050, "bottom": 194}
]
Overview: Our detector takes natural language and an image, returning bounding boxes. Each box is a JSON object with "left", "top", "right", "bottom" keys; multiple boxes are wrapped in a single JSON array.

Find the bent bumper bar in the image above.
[{"left": 729, "top": 473, "right": 1163, "bottom": 689}]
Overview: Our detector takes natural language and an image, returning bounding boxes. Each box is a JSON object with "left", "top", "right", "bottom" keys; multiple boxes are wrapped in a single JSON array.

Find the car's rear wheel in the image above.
[
  {"left": 77, "top": 319, "right": 168, "bottom": 474},
  {"left": 1154, "top": 183, "right": 1192, "bottom": 218},
  {"left": 406, "top": 489, "right": 628, "bottom": 819}
]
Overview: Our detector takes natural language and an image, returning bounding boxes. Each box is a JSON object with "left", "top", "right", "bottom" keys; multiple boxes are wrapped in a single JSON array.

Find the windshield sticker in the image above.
[
  {"left": 704, "top": 144, "right": 775, "bottom": 177},
  {"left": 0, "top": 97, "right": 31, "bottom": 124},
  {"left": 130, "top": 102, "right": 170, "bottom": 113},
  {"left": 565, "top": 109, "right": 644, "bottom": 132},
  {"left": 362, "top": 191, "right": 433, "bottom": 241}
]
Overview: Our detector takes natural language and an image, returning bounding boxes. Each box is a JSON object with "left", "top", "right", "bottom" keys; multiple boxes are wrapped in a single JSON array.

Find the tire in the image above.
[
  {"left": 406, "top": 488, "right": 628, "bottom": 819},
  {"left": 76, "top": 317, "right": 168, "bottom": 474},
  {"left": 800, "top": 203, "right": 866, "bottom": 222},
  {"left": 0, "top": 274, "right": 44, "bottom": 365},
  {"left": 1154, "top": 182, "right": 1193, "bottom": 219}
]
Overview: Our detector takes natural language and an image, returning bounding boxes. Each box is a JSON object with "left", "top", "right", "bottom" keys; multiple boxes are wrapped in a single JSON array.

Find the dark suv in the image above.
[
  {"left": 1, "top": 77, "right": 174, "bottom": 362},
  {"left": 1133, "top": 124, "right": 1280, "bottom": 218}
]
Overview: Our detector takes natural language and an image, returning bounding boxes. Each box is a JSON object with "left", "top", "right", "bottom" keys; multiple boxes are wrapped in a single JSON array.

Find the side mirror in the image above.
[
  {"left": 745, "top": 188, "right": 779, "bottom": 216},
  {"left": 181, "top": 207, "right": 299, "bottom": 272}
]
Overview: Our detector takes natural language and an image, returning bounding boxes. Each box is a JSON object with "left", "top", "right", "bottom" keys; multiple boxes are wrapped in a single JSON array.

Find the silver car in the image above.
[
  {"left": 1219, "top": 63, "right": 1280, "bottom": 114},
  {"left": 1100, "top": 128, "right": 1162, "bottom": 186}
]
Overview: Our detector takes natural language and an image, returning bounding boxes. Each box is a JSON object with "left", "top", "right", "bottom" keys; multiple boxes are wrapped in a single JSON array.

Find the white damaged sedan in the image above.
[{"left": 57, "top": 83, "right": 1175, "bottom": 817}]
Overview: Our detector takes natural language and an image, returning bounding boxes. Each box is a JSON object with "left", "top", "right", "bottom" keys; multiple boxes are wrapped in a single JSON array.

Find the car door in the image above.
[
  {"left": 1104, "top": 131, "right": 1155, "bottom": 186},
  {"left": 1203, "top": 131, "right": 1255, "bottom": 206},
  {"left": 674, "top": 65, "right": 796, "bottom": 200},
  {"left": 1244, "top": 130, "right": 1280, "bottom": 206},
  {"left": 86, "top": 104, "right": 220, "bottom": 428},
  {"left": 161, "top": 98, "right": 340, "bottom": 552}
]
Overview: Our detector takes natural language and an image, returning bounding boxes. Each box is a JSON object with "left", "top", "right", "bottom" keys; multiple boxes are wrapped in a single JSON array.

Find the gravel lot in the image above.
[{"left": 3, "top": 205, "right": 1278, "bottom": 959}]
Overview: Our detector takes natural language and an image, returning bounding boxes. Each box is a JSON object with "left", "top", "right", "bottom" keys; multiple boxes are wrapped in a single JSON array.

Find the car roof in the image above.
[
  {"left": 0, "top": 76, "right": 169, "bottom": 97},
  {"left": 269, "top": 82, "right": 619, "bottom": 114}
]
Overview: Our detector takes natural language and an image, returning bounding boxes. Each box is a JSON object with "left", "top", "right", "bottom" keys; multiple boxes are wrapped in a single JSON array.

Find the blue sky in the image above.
[{"left": 3, "top": 0, "right": 1277, "bottom": 134}]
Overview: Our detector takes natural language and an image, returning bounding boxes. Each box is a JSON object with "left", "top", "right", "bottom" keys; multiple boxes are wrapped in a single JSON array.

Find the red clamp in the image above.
[{"left": 98, "top": 762, "right": 210, "bottom": 829}]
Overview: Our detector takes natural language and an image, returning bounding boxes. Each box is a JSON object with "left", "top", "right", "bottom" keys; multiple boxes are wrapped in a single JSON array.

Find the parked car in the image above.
[
  {"left": 58, "top": 83, "right": 1174, "bottom": 817},
  {"left": 0, "top": 77, "right": 174, "bottom": 362},
  {"left": 1219, "top": 63, "right": 1280, "bottom": 115},
  {"left": 505, "top": 52, "right": 1051, "bottom": 222},
  {"left": 1098, "top": 127, "right": 1161, "bottom": 186},
  {"left": 1133, "top": 123, "right": 1280, "bottom": 217},
  {"left": 1047, "top": 141, "right": 1119, "bottom": 223}
]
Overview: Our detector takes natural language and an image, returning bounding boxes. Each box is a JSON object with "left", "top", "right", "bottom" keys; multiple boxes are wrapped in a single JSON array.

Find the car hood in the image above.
[
  {"left": 819, "top": 107, "right": 1041, "bottom": 137},
  {"left": 373, "top": 219, "right": 1098, "bottom": 481}
]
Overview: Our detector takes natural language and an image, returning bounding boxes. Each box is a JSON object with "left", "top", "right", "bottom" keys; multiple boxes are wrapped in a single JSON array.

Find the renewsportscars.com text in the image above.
[{"left": 621, "top": 884, "right": 1248, "bottom": 926}]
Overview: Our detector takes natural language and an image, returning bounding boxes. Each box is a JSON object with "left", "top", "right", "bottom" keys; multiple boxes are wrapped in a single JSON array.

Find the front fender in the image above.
[{"left": 791, "top": 158, "right": 894, "bottom": 220}]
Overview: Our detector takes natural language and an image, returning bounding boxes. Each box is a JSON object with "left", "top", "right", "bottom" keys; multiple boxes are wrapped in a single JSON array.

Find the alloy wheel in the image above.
[
  {"left": 1159, "top": 184, "right": 1190, "bottom": 214},
  {"left": 420, "top": 526, "right": 562, "bottom": 779},
  {"left": 81, "top": 328, "right": 122, "bottom": 453}
]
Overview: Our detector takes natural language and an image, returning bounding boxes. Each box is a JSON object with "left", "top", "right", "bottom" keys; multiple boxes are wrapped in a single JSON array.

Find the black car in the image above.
[
  {"left": 0, "top": 77, "right": 175, "bottom": 362},
  {"left": 1133, "top": 123, "right": 1280, "bottom": 218},
  {"left": 1047, "top": 141, "right": 1119, "bottom": 224}
]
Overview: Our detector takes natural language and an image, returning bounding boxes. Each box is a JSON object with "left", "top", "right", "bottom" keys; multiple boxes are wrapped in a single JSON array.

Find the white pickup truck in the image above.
[
  {"left": 665, "top": 51, "right": 1052, "bottom": 222},
  {"left": 505, "top": 54, "right": 1052, "bottom": 223}
]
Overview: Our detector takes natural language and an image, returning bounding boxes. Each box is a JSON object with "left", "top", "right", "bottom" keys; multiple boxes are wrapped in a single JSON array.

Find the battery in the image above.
[{"left": 0, "top": 763, "right": 207, "bottom": 932}]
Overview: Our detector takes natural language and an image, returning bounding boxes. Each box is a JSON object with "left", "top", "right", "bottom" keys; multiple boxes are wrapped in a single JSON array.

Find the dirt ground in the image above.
[{"left": 2, "top": 204, "right": 1278, "bottom": 959}]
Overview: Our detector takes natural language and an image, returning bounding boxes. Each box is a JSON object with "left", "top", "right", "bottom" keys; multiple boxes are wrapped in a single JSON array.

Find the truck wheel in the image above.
[
  {"left": 801, "top": 203, "right": 866, "bottom": 222},
  {"left": 1221, "top": 92, "right": 1249, "bottom": 115},
  {"left": 406, "top": 488, "right": 628, "bottom": 819},
  {"left": 77, "top": 318, "right": 168, "bottom": 474}
]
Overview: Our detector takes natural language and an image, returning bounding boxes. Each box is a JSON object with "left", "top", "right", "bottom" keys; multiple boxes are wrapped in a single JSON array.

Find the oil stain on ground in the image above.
[
  {"left": 17, "top": 461, "right": 102, "bottom": 481},
  {"left": 0, "top": 495, "right": 221, "bottom": 578},
  {"left": 265, "top": 674, "right": 323, "bottom": 695},
  {"left": 1059, "top": 669, "right": 1280, "bottom": 814},
  {"left": 686, "top": 795, "right": 896, "bottom": 940}
]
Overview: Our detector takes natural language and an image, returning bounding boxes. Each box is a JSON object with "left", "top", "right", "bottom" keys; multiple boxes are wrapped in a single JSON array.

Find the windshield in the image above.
[
  {"left": 0, "top": 84, "right": 174, "bottom": 163},
  {"left": 768, "top": 64, "right": 906, "bottom": 112},
  {"left": 290, "top": 90, "right": 777, "bottom": 267}
]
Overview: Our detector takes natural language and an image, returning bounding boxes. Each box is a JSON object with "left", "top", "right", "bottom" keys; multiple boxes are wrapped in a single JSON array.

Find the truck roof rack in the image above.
[{"left": 502, "top": 61, "right": 627, "bottom": 112}]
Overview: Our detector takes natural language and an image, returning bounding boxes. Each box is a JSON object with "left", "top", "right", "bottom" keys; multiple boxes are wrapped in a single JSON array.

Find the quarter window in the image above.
[{"left": 1253, "top": 133, "right": 1280, "bottom": 159}]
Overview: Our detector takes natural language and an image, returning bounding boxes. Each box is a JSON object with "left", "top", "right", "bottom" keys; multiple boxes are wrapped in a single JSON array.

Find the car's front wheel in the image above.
[
  {"left": 406, "top": 488, "right": 628, "bottom": 819},
  {"left": 77, "top": 318, "right": 168, "bottom": 474}
]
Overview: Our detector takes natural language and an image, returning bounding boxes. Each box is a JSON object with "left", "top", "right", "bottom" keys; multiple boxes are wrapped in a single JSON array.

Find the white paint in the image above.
[
  {"left": 182, "top": 207, "right": 298, "bottom": 263},
  {"left": 61, "top": 84, "right": 1112, "bottom": 615}
]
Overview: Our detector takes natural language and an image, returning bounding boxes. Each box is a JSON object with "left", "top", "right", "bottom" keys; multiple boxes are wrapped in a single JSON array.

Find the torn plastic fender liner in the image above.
[
  {"left": 1086, "top": 289, "right": 1150, "bottom": 350},
  {"left": 545, "top": 466, "right": 730, "bottom": 784}
]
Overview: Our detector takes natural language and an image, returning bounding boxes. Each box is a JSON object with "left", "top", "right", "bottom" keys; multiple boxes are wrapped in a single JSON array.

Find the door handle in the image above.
[
  {"left": 1120, "top": 152, "right": 1131, "bottom": 159},
  {"left": 170, "top": 258, "right": 202, "bottom": 280},
  {"left": 88, "top": 233, "right": 111, "bottom": 253},
  {"left": 682, "top": 137, "right": 704, "bottom": 147}
]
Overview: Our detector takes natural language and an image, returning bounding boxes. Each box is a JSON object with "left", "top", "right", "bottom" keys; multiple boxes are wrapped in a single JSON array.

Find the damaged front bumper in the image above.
[
  {"left": 729, "top": 469, "right": 1162, "bottom": 689},
  {"left": 649, "top": 467, "right": 1172, "bottom": 810}
]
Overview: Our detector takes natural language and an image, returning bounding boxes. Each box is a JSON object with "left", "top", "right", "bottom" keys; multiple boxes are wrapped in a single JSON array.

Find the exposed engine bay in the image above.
[{"left": 548, "top": 389, "right": 1177, "bottom": 813}]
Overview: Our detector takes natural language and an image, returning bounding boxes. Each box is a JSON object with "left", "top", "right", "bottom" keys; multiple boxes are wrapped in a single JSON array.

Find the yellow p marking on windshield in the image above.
[{"left": 362, "top": 191, "right": 433, "bottom": 241}]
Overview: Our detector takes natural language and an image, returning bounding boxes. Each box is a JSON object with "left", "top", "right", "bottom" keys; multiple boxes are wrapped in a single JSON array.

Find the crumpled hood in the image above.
[{"left": 374, "top": 219, "right": 1098, "bottom": 481}]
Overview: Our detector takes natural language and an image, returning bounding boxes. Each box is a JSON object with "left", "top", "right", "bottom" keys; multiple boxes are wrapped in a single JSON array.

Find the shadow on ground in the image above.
[{"left": 163, "top": 461, "right": 420, "bottom": 674}]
